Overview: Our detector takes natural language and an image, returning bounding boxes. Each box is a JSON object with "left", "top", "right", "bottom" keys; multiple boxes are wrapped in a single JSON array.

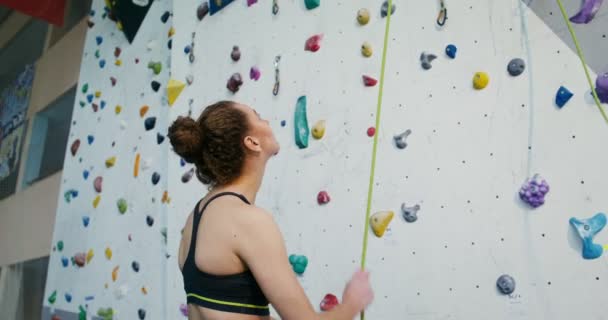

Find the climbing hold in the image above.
[
  {"left": 61, "top": 256, "right": 69, "bottom": 267},
  {"left": 48, "top": 290, "right": 57, "bottom": 304},
  {"left": 99, "top": 59, "right": 106, "bottom": 68},
  {"left": 100, "top": 101, "right": 106, "bottom": 109},
  {"left": 168, "top": 27, "right": 175, "bottom": 37},
  {"left": 555, "top": 86, "right": 574, "bottom": 108},
  {"left": 357, "top": 8, "right": 370, "bottom": 25},
  {"left": 79, "top": 101, "right": 85, "bottom": 107},
  {"left": 134, "top": 153, "right": 141, "bottom": 177},
  {"left": 281, "top": 120, "right": 286, "bottom": 127},
  {"left": 74, "top": 252, "right": 86, "bottom": 267},
  {"left": 115, "top": 59, "right": 122, "bottom": 66},
  {"left": 138, "top": 309, "right": 146, "bottom": 320},
  {"left": 157, "top": 133, "right": 165, "bottom": 144},
  {"left": 570, "top": 213, "right": 607, "bottom": 259},
  {"left": 362, "top": 75, "right": 378, "bottom": 87},
  {"left": 105, "top": 247, "right": 112, "bottom": 260},
  {"left": 320, "top": 293, "right": 339, "bottom": 311},
  {"left": 367, "top": 127, "right": 376, "bottom": 137},
  {"left": 312, "top": 120, "right": 326, "bottom": 139},
  {"left": 507, "top": 58, "right": 526, "bottom": 76},
  {"left": 148, "top": 61, "right": 162, "bottom": 75},
  {"left": 420, "top": 52, "right": 437, "bottom": 70},
  {"left": 105, "top": 156, "right": 116, "bottom": 168},
  {"left": 94, "top": 50, "right": 100, "bottom": 59},
  {"left": 115, "top": 105, "right": 122, "bottom": 114},
  {"left": 361, "top": 42, "right": 373, "bottom": 57},
  {"left": 273, "top": 55, "right": 281, "bottom": 96},
  {"left": 95, "top": 91, "right": 101, "bottom": 98},
  {"left": 496, "top": 274, "right": 516, "bottom": 295},
  {"left": 197, "top": 2, "right": 209, "bottom": 20},
  {"left": 570, "top": 0, "right": 603, "bottom": 24},
  {"left": 94, "top": 176, "right": 103, "bottom": 193},
  {"left": 596, "top": 72, "right": 608, "bottom": 103},
  {"left": 112, "top": 266, "right": 119, "bottom": 282},
  {"left": 272, "top": 0, "right": 279, "bottom": 14},
  {"left": 317, "top": 191, "right": 330, "bottom": 204},
  {"left": 151, "top": 81, "right": 161, "bottom": 92},
  {"left": 167, "top": 79, "right": 186, "bottom": 106},
  {"left": 96, "top": 36, "right": 103, "bottom": 45},
  {"left": 445, "top": 44, "right": 457, "bottom": 59},
  {"left": 161, "top": 11, "right": 171, "bottom": 23},
  {"left": 247, "top": 0, "right": 258, "bottom": 6},
  {"left": 81, "top": 83, "right": 89, "bottom": 93},
  {"left": 184, "top": 45, "right": 191, "bottom": 54},
  {"left": 140, "top": 105, "right": 149, "bottom": 117},
  {"left": 57, "top": 240, "right": 64, "bottom": 251},
  {"left": 305, "top": 34, "right": 323, "bottom": 52},
  {"left": 381, "top": 0, "right": 395, "bottom": 17},
  {"left": 250, "top": 66, "right": 261, "bottom": 81},
  {"left": 132, "top": 261, "right": 140, "bottom": 272},
  {"left": 394, "top": 129, "right": 411, "bottom": 149},
  {"left": 64, "top": 189, "right": 78, "bottom": 203},
  {"left": 117, "top": 198, "right": 128, "bottom": 214},
  {"left": 401, "top": 203, "right": 420, "bottom": 223},
  {"left": 294, "top": 96, "right": 310, "bottom": 149},
  {"left": 370, "top": 211, "right": 394, "bottom": 237},
  {"left": 86, "top": 94, "right": 94, "bottom": 103},
  {"left": 182, "top": 168, "right": 195, "bottom": 183},
  {"left": 97, "top": 308, "right": 114, "bottom": 320},
  {"left": 83, "top": 170, "right": 89, "bottom": 180},
  {"left": 473, "top": 72, "right": 489, "bottom": 90},
  {"left": 114, "top": 285, "right": 128, "bottom": 300},
  {"left": 82, "top": 216, "right": 90, "bottom": 227},
  {"left": 93, "top": 195, "right": 101, "bottom": 208},
  {"left": 110, "top": 77, "right": 117, "bottom": 86},
  {"left": 519, "top": 174, "right": 549, "bottom": 208},
  {"left": 86, "top": 248, "right": 94, "bottom": 264},
  {"left": 141, "top": 286, "right": 148, "bottom": 295},
  {"left": 227, "top": 73, "right": 243, "bottom": 93},
  {"left": 231, "top": 46, "right": 241, "bottom": 61},
  {"left": 162, "top": 190, "right": 171, "bottom": 203},
  {"left": 305, "top": 0, "right": 320, "bottom": 10},
  {"left": 146, "top": 215, "right": 154, "bottom": 227},
  {"left": 145, "top": 117, "right": 157, "bottom": 131},
  {"left": 92, "top": 103, "right": 99, "bottom": 112},
  {"left": 70, "top": 139, "right": 80, "bottom": 156},
  {"left": 186, "top": 74, "right": 194, "bottom": 85},
  {"left": 289, "top": 254, "right": 308, "bottom": 274},
  {"left": 152, "top": 172, "right": 160, "bottom": 185}
]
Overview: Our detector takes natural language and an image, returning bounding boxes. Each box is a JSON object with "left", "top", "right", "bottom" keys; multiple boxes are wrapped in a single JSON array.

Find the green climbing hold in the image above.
[
  {"left": 79, "top": 305, "right": 87, "bottom": 320},
  {"left": 305, "top": 0, "right": 320, "bottom": 10},
  {"left": 82, "top": 83, "right": 89, "bottom": 93},
  {"left": 289, "top": 254, "right": 308, "bottom": 274},
  {"left": 57, "top": 240, "right": 64, "bottom": 252},
  {"left": 95, "top": 50, "right": 100, "bottom": 59},
  {"left": 117, "top": 198, "right": 127, "bottom": 214},
  {"left": 97, "top": 307, "right": 114, "bottom": 320},
  {"left": 148, "top": 61, "right": 162, "bottom": 75},
  {"left": 294, "top": 96, "right": 309, "bottom": 149},
  {"left": 48, "top": 290, "right": 57, "bottom": 304}
]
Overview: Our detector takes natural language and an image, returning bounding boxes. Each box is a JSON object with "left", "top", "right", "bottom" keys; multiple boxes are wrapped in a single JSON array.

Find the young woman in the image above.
[{"left": 170, "top": 101, "right": 374, "bottom": 320}]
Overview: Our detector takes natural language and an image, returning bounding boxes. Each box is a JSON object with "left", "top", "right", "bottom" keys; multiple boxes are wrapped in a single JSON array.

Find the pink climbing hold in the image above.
[
  {"left": 367, "top": 127, "right": 376, "bottom": 137},
  {"left": 305, "top": 34, "right": 323, "bottom": 52},
  {"left": 74, "top": 252, "right": 86, "bottom": 267},
  {"left": 94, "top": 176, "right": 103, "bottom": 193},
  {"left": 247, "top": 0, "right": 258, "bottom": 6},
  {"left": 70, "top": 139, "right": 80, "bottom": 156},
  {"left": 362, "top": 75, "right": 378, "bottom": 87},
  {"left": 250, "top": 66, "right": 261, "bottom": 81},
  {"left": 317, "top": 191, "right": 330, "bottom": 205},
  {"left": 320, "top": 293, "right": 339, "bottom": 311}
]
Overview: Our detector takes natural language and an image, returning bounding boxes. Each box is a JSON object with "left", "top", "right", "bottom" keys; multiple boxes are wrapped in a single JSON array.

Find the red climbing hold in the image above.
[
  {"left": 51, "top": 315, "right": 61, "bottom": 320},
  {"left": 92, "top": 103, "right": 99, "bottom": 112},
  {"left": 305, "top": 34, "right": 323, "bottom": 52},
  {"left": 367, "top": 127, "right": 376, "bottom": 137},
  {"left": 320, "top": 293, "right": 339, "bottom": 311},
  {"left": 114, "top": 47, "right": 121, "bottom": 58},
  {"left": 362, "top": 75, "right": 378, "bottom": 87},
  {"left": 74, "top": 252, "right": 86, "bottom": 267},
  {"left": 70, "top": 139, "right": 80, "bottom": 156},
  {"left": 317, "top": 191, "right": 330, "bottom": 205}
]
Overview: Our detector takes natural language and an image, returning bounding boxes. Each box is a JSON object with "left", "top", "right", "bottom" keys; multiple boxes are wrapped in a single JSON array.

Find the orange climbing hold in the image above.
[
  {"left": 140, "top": 105, "right": 149, "bottom": 117},
  {"left": 93, "top": 195, "right": 101, "bottom": 208},
  {"left": 162, "top": 191, "right": 171, "bottom": 203},
  {"left": 141, "top": 286, "right": 148, "bottom": 295},
  {"left": 134, "top": 153, "right": 141, "bottom": 177},
  {"left": 112, "top": 266, "right": 119, "bottom": 282}
]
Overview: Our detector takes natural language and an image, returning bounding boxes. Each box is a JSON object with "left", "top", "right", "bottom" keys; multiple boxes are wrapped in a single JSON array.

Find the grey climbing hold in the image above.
[
  {"left": 181, "top": 168, "right": 195, "bottom": 183},
  {"left": 496, "top": 274, "right": 516, "bottom": 295},
  {"left": 420, "top": 52, "right": 437, "bottom": 70},
  {"left": 394, "top": 129, "right": 411, "bottom": 149},
  {"left": 507, "top": 58, "right": 525, "bottom": 76},
  {"left": 401, "top": 203, "right": 420, "bottom": 223},
  {"left": 381, "top": 0, "right": 395, "bottom": 17}
]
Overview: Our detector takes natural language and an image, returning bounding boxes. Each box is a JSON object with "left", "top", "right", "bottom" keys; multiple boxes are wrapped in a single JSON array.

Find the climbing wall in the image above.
[
  {"left": 42, "top": 0, "right": 173, "bottom": 319},
  {"left": 167, "top": 0, "right": 608, "bottom": 319}
]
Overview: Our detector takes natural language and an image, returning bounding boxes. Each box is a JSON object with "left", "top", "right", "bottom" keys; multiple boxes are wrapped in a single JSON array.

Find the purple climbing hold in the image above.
[
  {"left": 231, "top": 46, "right": 241, "bottom": 62},
  {"left": 595, "top": 72, "right": 608, "bottom": 103},
  {"left": 570, "top": 0, "right": 603, "bottom": 24},
  {"left": 151, "top": 81, "right": 161, "bottom": 92},
  {"left": 250, "top": 66, "right": 261, "bottom": 81},
  {"left": 197, "top": 2, "right": 209, "bottom": 20},
  {"left": 519, "top": 174, "right": 550, "bottom": 208},
  {"left": 247, "top": 0, "right": 258, "bottom": 6},
  {"left": 94, "top": 176, "right": 103, "bottom": 193},
  {"left": 96, "top": 36, "right": 103, "bottom": 45},
  {"left": 227, "top": 73, "right": 243, "bottom": 93},
  {"left": 82, "top": 216, "right": 90, "bottom": 227},
  {"left": 151, "top": 172, "right": 160, "bottom": 185},
  {"left": 157, "top": 133, "right": 165, "bottom": 144},
  {"left": 180, "top": 304, "right": 189, "bottom": 316},
  {"left": 145, "top": 117, "right": 157, "bottom": 131},
  {"left": 87, "top": 135, "right": 94, "bottom": 145},
  {"left": 61, "top": 256, "right": 69, "bottom": 267}
]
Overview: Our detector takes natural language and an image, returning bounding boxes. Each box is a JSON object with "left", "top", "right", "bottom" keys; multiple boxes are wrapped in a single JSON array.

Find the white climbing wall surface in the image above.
[{"left": 44, "top": 0, "right": 608, "bottom": 319}]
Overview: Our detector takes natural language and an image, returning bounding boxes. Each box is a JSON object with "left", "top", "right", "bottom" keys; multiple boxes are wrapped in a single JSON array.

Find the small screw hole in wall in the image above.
[
  {"left": 547, "top": 281, "right": 552, "bottom": 285},
  {"left": 596, "top": 277, "right": 600, "bottom": 280},
  {"left": 501, "top": 238, "right": 504, "bottom": 242},
  {"left": 444, "top": 245, "right": 448, "bottom": 248},
  {"left": 581, "top": 180, "right": 585, "bottom": 184},
  {"left": 542, "top": 233, "right": 546, "bottom": 237},
  {"left": 476, "top": 285, "right": 480, "bottom": 288}
]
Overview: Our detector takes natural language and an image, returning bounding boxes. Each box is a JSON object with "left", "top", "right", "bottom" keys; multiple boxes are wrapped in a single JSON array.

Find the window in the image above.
[
  {"left": 0, "top": 256, "right": 49, "bottom": 320},
  {"left": 23, "top": 86, "right": 75, "bottom": 186}
]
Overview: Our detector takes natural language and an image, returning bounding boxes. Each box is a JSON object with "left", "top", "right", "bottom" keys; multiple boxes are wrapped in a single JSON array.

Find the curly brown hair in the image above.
[{"left": 168, "top": 100, "right": 249, "bottom": 187}]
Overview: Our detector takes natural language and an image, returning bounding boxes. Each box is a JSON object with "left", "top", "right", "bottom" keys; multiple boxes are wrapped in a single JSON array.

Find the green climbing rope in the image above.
[
  {"left": 555, "top": 0, "right": 608, "bottom": 124},
  {"left": 359, "top": 0, "right": 393, "bottom": 319}
]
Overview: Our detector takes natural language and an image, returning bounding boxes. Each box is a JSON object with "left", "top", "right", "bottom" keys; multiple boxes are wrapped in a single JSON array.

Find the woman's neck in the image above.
[{"left": 215, "top": 158, "right": 266, "bottom": 204}]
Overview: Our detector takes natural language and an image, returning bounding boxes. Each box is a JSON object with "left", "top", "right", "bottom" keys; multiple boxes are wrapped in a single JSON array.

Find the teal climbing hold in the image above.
[
  {"left": 48, "top": 290, "right": 57, "bottom": 304},
  {"left": 305, "top": 0, "right": 320, "bottom": 9},
  {"left": 294, "top": 96, "right": 309, "bottom": 149},
  {"left": 289, "top": 254, "right": 308, "bottom": 274},
  {"left": 82, "top": 83, "right": 89, "bottom": 93},
  {"left": 65, "top": 189, "right": 78, "bottom": 203},
  {"left": 57, "top": 240, "right": 64, "bottom": 252},
  {"left": 569, "top": 213, "right": 607, "bottom": 259}
]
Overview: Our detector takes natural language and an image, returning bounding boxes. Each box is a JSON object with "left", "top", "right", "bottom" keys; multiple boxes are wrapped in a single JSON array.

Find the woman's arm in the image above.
[{"left": 235, "top": 207, "right": 370, "bottom": 320}]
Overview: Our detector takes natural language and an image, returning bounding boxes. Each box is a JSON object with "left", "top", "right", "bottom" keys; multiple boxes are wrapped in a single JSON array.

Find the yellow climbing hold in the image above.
[
  {"left": 93, "top": 195, "right": 101, "bottom": 208},
  {"left": 95, "top": 91, "right": 101, "bottom": 98},
  {"left": 105, "top": 156, "right": 116, "bottom": 168},
  {"left": 115, "top": 59, "right": 122, "bottom": 66},
  {"left": 357, "top": 8, "right": 370, "bottom": 25},
  {"left": 115, "top": 105, "right": 122, "bottom": 114},
  {"left": 86, "top": 249, "right": 94, "bottom": 264},
  {"left": 370, "top": 211, "right": 394, "bottom": 237},
  {"left": 361, "top": 42, "right": 373, "bottom": 57},
  {"left": 112, "top": 266, "right": 119, "bottom": 282},
  {"left": 312, "top": 120, "right": 326, "bottom": 139},
  {"left": 167, "top": 79, "right": 186, "bottom": 106},
  {"left": 117, "top": 21, "right": 123, "bottom": 31},
  {"left": 140, "top": 105, "right": 149, "bottom": 118},
  {"left": 105, "top": 247, "right": 112, "bottom": 260},
  {"left": 134, "top": 153, "right": 141, "bottom": 177},
  {"left": 168, "top": 27, "right": 175, "bottom": 37},
  {"left": 104, "top": 283, "right": 108, "bottom": 289},
  {"left": 473, "top": 72, "right": 489, "bottom": 90},
  {"left": 604, "top": 244, "right": 608, "bottom": 250}
]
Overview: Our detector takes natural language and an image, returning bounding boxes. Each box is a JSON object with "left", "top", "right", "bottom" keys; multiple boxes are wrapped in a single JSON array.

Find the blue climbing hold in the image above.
[
  {"left": 83, "top": 170, "right": 90, "bottom": 180},
  {"left": 87, "top": 94, "right": 94, "bottom": 103},
  {"left": 157, "top": 133, "right": 165, "bottom": 144},
  {"left": 99, "top": 59, "right": 106, "bottom": 68},
  {"left": 569, "top": 213, "right": 606, "bottom": 259},
  {"left": 82, "top": 216, "right": 90, "bottom": 227},
  {"left": 61, "top": 256, "right": 69, "bottom": 267},
  {"left": 180, "top": 158, "right": 186, "bottom": 167},
  {"left": 96, "top": 36, "right": 103, "bottom": 45},
  {"left": 281, "top": 120, "right": 286, "bottom": 127},
  {"left": 445, "top": 44, "right": 457, "bottom": 59},
  {"left": 87, "top": 135, "right": 94, "bottom": 145},
  {"left": 184, "top": 45, "right": 191, "bottom": 54},
  {"left": 555, "top": 86, "right": 573, "bottom": 108},
  {"left": 151, "top": 172, "right": 161, "bottom": 185},
  {"left": 85, "top": 295, "right": 94, "bottom": 301},
  {"left": 100, "top": 100, "right": 106, "bottom": 109},
  {"left": 145, "top": 117, "right": 157, "bottom": 131},
  {"left": 65, "top": 293, "right": 73, "bottom": 303}
]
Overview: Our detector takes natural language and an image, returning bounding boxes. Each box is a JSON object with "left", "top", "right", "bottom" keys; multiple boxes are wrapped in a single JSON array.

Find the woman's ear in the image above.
[{"left": 243, "top": 135, "right": 262, "bottom": 152}]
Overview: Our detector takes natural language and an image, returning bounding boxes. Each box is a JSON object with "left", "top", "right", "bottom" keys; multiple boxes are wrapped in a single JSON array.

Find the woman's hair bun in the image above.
[{"left": 168, "top": 116, "right": 203, "bottom": 163}]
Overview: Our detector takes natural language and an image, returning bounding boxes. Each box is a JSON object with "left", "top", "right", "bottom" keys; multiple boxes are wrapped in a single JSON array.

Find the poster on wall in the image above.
[{"left": 0, "top": 64, "right": 34, "bottom": 181}]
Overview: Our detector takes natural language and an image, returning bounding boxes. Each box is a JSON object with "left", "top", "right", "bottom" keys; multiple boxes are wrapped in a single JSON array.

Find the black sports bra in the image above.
[{"left": 181, "top": 192, "right": 270, "bottom": 316}]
